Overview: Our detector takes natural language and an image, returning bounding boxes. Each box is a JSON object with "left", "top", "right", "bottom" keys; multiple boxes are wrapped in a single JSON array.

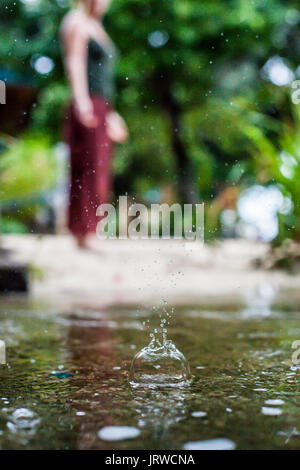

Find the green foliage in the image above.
[
  {"left": 0, "top": 132, "right": 58, "bottom": 201},
  {"left": 243, "top": 104, "right": 300, "bottom": 243},
  {"left": 0, "top": 216, "right": 28, "bottom": 234},
  {"left": 31, "top": 82, "right": 70, "bottom": 141}
]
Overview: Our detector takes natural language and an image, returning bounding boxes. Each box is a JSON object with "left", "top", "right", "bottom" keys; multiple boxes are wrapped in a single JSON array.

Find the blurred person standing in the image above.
[{"left": 61, "top": 0, "right": 128, "bottom": 248}]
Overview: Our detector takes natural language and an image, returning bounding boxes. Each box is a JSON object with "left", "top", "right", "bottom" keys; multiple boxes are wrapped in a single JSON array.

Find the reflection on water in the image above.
[
  {"left": 132, "top": 386, "right": 188, "bottom": 449},
  {"left": 0, "top": 295, "right": 300, "bottom": 449},
  {"left": 241, "top": 283, "right": 277, "bottom": 318}
]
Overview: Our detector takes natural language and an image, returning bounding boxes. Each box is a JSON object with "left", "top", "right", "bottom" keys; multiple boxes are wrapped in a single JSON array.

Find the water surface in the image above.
[{"left": 0, "top": 295, "right": 300, "bottom": 450}]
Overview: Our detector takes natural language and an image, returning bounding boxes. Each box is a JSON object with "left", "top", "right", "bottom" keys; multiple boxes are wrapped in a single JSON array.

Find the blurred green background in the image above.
[{"left": 0, "top": 0, "right": 300, "bottom": 246}]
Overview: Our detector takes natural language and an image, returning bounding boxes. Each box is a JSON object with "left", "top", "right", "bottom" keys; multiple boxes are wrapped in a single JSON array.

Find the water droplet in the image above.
[
  {"left": 191, "top": 411, "right": 207, "bottom": 418},
  {"left": 261, "top": 407, "right": 282, "bottom": 416},
  {"left": 265, "top": 399, "right": 284, "bottom": 406},
  {"left": 98, "top": 426, "right": 140, "bottom": 441},
  {"left": 184, "top": 438, "right": 236, "bottom": 450}
]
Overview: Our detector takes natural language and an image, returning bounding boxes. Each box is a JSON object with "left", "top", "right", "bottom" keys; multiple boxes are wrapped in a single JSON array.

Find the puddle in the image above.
[{"left": 0, "top": 298, "right": 300, "bottom": 449}]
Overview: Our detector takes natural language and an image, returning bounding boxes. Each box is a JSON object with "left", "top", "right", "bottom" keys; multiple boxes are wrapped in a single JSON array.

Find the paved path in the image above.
[{"left": 2, "top": 235, "right": 299, "bottom": 309}]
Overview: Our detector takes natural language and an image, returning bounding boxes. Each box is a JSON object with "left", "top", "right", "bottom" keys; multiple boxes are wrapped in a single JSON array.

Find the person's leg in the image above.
[
  {"left": 95, "top": 99, "right": 113, "bottom": 208},
  {"left": 76, "top": 233, "right": 88, "bottom": 248},
  {"left": 67, "top": 97, "right": 113, "bottom": 247},
  {"left": 81, "top": 97, "right": 113, "bottom": 235},
  {"left": 67, "top": 102, "right": 97, "bottom": 246}
]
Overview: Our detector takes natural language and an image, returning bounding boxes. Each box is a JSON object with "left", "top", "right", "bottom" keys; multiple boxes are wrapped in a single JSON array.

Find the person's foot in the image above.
[
  {"left": 84, "top": 235, "right": 105, "bottom": 254},
  {"left": 76, "top": 235, "right": 88, "bottom": 249}
]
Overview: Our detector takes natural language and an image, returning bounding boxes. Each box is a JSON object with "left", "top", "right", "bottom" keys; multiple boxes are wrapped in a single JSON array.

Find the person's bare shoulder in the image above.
[{"left": 60, "top": 10, "right": 86, "bottom": 42}]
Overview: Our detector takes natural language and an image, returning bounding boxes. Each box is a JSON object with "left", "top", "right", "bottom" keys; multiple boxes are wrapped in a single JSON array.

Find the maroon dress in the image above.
[{"left": 65, "top": 38, "right": 117, "bottom": 236}]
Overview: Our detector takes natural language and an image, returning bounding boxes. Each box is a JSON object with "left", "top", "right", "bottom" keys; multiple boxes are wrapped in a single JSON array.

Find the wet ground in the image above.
[{"left": 0, "top": 295, "right": 300, "bottom": 450}]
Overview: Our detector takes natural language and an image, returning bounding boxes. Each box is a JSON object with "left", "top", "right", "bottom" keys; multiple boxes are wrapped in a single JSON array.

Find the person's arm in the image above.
[{"left": 61, "top": 19, "right": 97, "bottom": 128}]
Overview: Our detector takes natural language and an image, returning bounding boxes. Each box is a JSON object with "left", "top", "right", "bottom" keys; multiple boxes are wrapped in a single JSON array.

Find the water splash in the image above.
[{"left": 130, "top": 301, "right": 190, "bottom": 386}]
